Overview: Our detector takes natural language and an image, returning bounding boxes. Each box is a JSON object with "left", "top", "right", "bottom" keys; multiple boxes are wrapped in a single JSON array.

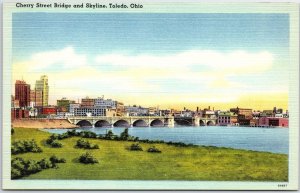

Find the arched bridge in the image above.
[
  {"left": 174, "top": 117, "right": 217, "bottom": 126},
  {"left": 67, "top": 116, "right": 175, "bottom": 128}
]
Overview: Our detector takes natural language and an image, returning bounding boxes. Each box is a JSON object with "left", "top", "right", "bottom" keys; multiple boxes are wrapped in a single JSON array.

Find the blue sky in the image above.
[{"left": 12, "top": 13, "right": 289, "bottom": 110}]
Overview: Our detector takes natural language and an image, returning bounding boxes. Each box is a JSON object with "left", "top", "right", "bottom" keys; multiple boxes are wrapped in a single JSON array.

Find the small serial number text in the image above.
[{"left": 278, "top": 184, "right": 287, "bottom": 188}]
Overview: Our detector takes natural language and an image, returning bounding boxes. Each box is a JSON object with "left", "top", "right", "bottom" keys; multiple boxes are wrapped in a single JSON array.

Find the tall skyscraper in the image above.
[
  {"left": 15, "top": 80, "right": 30, "bottom": 108},
  {"left": 35, "top": 75, "right": 49, "bottom": 106}
]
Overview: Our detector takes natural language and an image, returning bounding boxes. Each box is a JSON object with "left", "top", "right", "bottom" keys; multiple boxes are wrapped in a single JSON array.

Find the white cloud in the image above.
[
  {"left": 27, "top": 46, "right": 87, "bottom": 71},
  {"left": 95, "top": 50, "right": 274, "bottom": 74}
]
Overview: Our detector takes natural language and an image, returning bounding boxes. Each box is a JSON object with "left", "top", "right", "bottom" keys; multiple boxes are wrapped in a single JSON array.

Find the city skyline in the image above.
[
  {"left": 12, "top": 13, "right": 289, "bottom": 110},
  {"left": 12, "top": 77, "right": 288, "bottom": 112}
]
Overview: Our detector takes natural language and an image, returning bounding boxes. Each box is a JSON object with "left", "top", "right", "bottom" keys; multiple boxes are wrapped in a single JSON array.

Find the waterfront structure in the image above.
[
  {"left": 259, "top": 116, "right": 288, "bottom": 127},
  {"left": 230, "top": 107, "right": 253, "bottom": 126},
  {"left": 35, "top": 75, "right": 49, "bottom": 106},
  {"left": 15, "top": 80, "right": 31, "bottom": 108},
  {"left": 116, "top": 101, "right": 125, "bottom": 116},
  {"left": 42, "top": 106, "right": 57, "bottom": 115},
  {"left": 74, "top": 107, "right": 107, "bottom": 116},
  {"left": 30, "top": 89, "right": 43, "bottom": 107},
  {"left": 217, "top": 111, "right": 238, "bottom": 126},
  {"left": 125, "top": 105, "right": 149, "bottom": 116},
  {"left": 94, "top": 97, "right": 116, "bottom": 108},
  {"left": 148, "top": 106, "right": 159, "bottom": 116},
  {"left": 57, "top": 97, "right": 75, "bottom": 112},
  {"left": 11, "top": 109, "right": 30, "bottom": 120},
  {"left": 81, "top": 97, "right": 95, "bottom": 108},
  {"left": 202, "top": 109, "right": 216, "bottom": 119},
  {"left": 69, "top": 103, "right": 80, "bottom": 114},
  {"left": 261, "top": 110, "right": 274, "bottom": 117}
]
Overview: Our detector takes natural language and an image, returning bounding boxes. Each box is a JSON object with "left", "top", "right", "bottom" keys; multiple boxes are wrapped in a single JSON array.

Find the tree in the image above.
[
  {"left": 120, "top": 128, "right": 130, "bottom": 140},
  {"left": 105, "top": 130, "right": 114, "bottom": 140}
]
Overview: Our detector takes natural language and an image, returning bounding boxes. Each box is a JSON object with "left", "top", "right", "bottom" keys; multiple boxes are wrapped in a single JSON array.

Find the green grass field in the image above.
[{"left": 12, "top": 127, "right": 288, "bottom": 181}]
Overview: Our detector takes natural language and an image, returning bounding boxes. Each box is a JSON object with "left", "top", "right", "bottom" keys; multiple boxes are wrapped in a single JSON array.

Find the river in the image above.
[{"left": 43, "top": 126, "right": 288, "bottom": 154}]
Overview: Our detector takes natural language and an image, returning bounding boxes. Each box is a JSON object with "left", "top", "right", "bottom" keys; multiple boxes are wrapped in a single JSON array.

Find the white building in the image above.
[
  {"left": 125, "top": 105, "right": 148, "bottom": 116},
  {"left": 69, "top": 103, "right": 80, "bottom": 114},
  {"left": 29, "top": 108, "right": 38, "bottom": 117},
  {"left": 94, "top": 98, "right": 117, "bottom": 108},
  {"left": 74, "top": 107, "right": 107, "bottom": 116}
]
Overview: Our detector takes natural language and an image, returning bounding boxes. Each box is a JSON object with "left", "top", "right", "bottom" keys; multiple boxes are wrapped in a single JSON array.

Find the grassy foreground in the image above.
[{"left": 12, "top": 127, "right": 288, "bottom": 181}]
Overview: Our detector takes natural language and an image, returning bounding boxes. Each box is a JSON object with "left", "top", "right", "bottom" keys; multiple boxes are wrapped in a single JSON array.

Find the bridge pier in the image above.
[
  {"left": 193, "top": 117, "right": 200, "bottom": 126},
  {"left": 164, "top": 117, "right": 175, "bottom": 127}
]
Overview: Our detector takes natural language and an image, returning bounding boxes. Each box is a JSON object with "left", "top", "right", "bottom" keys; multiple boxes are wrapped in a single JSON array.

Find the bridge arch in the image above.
[
  {"left": 95, "top": 120, "right": 111, "bottom": 127},
  {"left": 174, "top": 119, "right": 192, "bottom": 126},
  {"left": 199, "top": 120, "right": 205, "bottom": 126},
  {"left": 207, "top": 121, "right": 215, "bottom": 126},
  {"left": 132, "top": 119, "right": 148, "bottom": 127},
  {"left": 76, "top": 120, "right": 92, "bottom": 127},
  {"left": 150, "top": 119, "right": 164, "bottom": 127},
  {"left": 113, "top": 120, "right": 130, "bottom": 127}
]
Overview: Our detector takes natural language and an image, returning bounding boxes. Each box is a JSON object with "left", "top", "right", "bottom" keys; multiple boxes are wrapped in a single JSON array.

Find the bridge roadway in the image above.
[
  {"left": 67, "top": 116, "right": 175, "bottom": 127},
  {"left": 67, "top": 116, "right": 217, "bottom": 127}
]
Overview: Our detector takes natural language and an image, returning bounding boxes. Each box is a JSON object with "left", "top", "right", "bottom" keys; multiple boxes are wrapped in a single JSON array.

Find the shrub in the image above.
[
  {"left": 46, "top": 134, "right": 63, "bottom": 148},
  {"left": 11, "top": 139, "right": 42, "bottom": 154},
  {"left": 49, "top": 140, "right": 63, "bottom": 148},
  {"left": 147, "top": 146, "right": 162, "bottom": 153},
  {"left": 49, "top": 155, "right": 66, "bottom": 163},
  {"left": 11, "top": 157, "right": 26, "bottom": 172},
  {"left": 49, "top": 134, "right": 59, "bottom": 140},
  {"left": 57, "top": 132, "right": 69, "bottom": 140},
  {"left": 79, "top": 152, "right": 98, "bottom": 164},
  {"left": 38, "top": 158, "right": 54, "bottom": 169},
  {"left": 76, "top": 138, "right": 99, "bottom": 149},
  {"left": 11, "top": 156, "right": 66, "bottom": 179},
  {"left": 66, "top": 129, "right": 77, "bottom": 136},
  {"left": 129, "top": 143, "right": 143, "bottom": 151},
  {"left": 11, "top": 168, "right": 21, "bottom": 179},
  {"left": 24, "top": 160, "right": 42, "bottom": 175},
  {"left": 11, "top": 128, "right": 14, "bottom": 135},
  {"left": 80, "top": 131, "right": 97, "bottom": 138}
]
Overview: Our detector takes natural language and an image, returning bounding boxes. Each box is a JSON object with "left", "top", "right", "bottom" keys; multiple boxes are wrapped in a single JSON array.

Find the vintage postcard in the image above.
[{"left": 2, "top": 0, "right": 299, "bottom": 190}]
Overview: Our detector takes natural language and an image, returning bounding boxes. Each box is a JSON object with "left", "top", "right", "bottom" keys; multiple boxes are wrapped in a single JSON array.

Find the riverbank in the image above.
[
  {"left": 11, "top": 127, "right": 288, "bottom": 181},
  {"left": 12, "top": 119, "right": 78, "bottom": 129}
]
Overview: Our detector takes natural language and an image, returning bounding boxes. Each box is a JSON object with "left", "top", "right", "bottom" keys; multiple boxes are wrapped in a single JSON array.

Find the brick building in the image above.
[{"left": 15, "top": 80, "right": 30, "bottom": 107}]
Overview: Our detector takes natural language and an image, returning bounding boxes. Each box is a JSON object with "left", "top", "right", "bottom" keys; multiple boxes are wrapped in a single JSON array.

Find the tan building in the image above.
[
  {"left": 81, "top": 97, "right": 95, "bottom": 108},
  {"left": 230, "top": 107, "right": 253, "bottom": 126},
  {"left": 106, "top": 108, "right": 117, "bottom": 117},
  {"left": 230, "top": 107, "right": 252, "bottom": 119},
  {"left": 116, "top": 102, "right": 125, "bottom": 116},
  {"left": 30, "top": 89, "right": 43, "bottom": 107},
  {"left": 35, "top": 75, "right": 49, "bottom": 106}
]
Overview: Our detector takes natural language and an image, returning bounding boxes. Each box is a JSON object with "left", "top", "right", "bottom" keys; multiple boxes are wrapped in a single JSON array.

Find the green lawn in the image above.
[{"left": 12, "top": 127, "right": 288, "bottom": 181}]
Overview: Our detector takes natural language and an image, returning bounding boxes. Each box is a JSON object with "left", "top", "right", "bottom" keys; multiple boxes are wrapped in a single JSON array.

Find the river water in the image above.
[{"left": 44, "top": 126, "right": 288, "bottom": 154}]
